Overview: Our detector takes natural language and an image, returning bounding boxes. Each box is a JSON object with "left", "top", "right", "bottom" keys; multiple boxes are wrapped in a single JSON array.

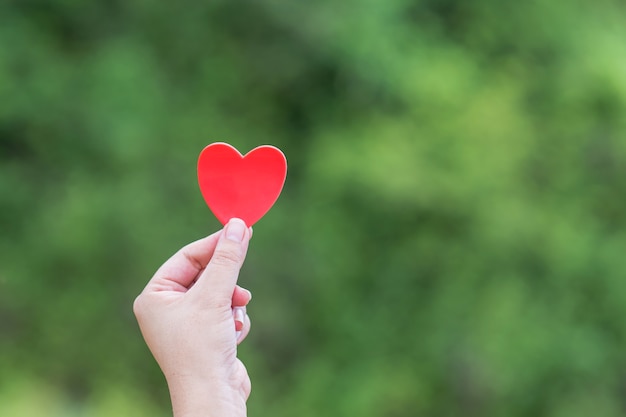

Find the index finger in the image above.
[{"left": 147, "top": 230, "right": 222, "bottom": 291}]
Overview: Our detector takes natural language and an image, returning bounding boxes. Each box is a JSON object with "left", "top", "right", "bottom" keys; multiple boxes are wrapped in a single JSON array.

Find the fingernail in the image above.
[
  {"left": 236, "top": 331, "right": 242, "bottom": 340},
  {"left": 225, "top": 218, "right": 246, "bottom": 242},
  {"left": 244, "top": 289, "right": 252, "bottom": 301},
  {"left": 234, "top": 307, "right": 245, "bottom": 330}
]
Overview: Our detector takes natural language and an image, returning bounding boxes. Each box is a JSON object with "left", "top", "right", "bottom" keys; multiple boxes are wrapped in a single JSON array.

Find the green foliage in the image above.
[{"left": 2, "top": 0, "right": 626, "bottom": 415}]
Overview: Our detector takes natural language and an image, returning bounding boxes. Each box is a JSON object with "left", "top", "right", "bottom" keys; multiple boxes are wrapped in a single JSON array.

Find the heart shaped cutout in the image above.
[{"left": 197, "top": 142, "right": 287, "bottom": 226}]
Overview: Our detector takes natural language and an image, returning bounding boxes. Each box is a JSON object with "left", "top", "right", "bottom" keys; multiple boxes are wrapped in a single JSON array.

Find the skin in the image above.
[{"left": 134, "top": 218, "right": 253, "bottom": 417}]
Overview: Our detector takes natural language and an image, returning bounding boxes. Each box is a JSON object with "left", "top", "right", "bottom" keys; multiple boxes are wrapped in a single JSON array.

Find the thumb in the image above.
[{"left": 189, "top": 218, "right": 251, "bottom": 306}]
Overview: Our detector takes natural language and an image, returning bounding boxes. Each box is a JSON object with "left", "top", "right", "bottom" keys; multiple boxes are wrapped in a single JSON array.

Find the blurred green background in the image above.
[{"left": 2, "top": 0, "right": 626, "bottom": 416}]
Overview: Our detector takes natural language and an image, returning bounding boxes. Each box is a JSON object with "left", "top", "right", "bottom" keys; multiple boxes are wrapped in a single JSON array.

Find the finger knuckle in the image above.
[
  {"left": 241, "top": 372, "right": 252, "bottom": 400},
  {"left": 132, "top": 294, "right": 145, "bottom": 319},
  {"left": 211, "top": 243, "right": 243, "bottom": 268}
]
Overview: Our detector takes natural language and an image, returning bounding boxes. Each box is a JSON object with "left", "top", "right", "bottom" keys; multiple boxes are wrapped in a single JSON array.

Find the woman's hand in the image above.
[{"left": 134, "top": 218, "right": 253, "bottom": 417}]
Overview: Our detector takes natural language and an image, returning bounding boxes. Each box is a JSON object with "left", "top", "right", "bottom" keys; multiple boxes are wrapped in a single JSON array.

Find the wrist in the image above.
[{"left": 167, "top": 374, "right": 246, "bottom": 417}]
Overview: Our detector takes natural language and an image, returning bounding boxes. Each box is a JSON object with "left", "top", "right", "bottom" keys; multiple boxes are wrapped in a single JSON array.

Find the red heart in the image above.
[{"left": 197, "top": 142, "right": 287, "bottom": 226}]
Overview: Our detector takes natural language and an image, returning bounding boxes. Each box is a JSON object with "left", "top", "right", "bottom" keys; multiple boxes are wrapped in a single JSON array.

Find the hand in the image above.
[{"left": 133, "top": 218, "right": 253, "bottom": 417}]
